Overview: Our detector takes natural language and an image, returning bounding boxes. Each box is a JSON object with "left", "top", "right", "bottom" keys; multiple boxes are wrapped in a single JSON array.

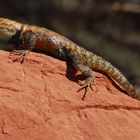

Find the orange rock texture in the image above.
[{"left": 0, "top": 50, "right": 140, "bottom": 140}]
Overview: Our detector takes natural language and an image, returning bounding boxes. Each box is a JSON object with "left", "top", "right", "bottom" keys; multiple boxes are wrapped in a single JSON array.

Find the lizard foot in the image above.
[
  {"left": 77, "top": 76, "right": 97, "bottom": 100},
  {"left": 9, "top": 49, "right": 29, "bottom": 63}
]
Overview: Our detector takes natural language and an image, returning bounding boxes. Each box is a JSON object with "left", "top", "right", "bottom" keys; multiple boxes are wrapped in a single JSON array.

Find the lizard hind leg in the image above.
[
  {"left": 77, "top": 74, "right": 97, "bottom": 100},
  {"left": 72, "top": 54, "right": 97, "bottom": 100}
]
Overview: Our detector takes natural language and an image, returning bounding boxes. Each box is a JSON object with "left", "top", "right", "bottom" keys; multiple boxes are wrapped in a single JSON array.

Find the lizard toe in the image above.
[
  {"left": 77, "top": 76, "right": 97, "bottom": 100},
  {"left": 9, "top": 49, "right": 29, "bottom": 63}
]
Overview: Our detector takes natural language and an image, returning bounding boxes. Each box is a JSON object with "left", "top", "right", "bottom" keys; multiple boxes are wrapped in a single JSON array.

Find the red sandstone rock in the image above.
[{"left": 0, "top": 50, "right": 140, "bottom": 140}]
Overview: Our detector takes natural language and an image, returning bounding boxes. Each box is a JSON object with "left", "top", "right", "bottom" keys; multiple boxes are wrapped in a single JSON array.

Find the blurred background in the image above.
[{"left": 0, "top": 0, "right": 140, "bottom": 88}]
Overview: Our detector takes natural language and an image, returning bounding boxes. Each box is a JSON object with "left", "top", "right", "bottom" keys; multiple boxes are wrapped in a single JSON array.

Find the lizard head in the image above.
[{"left": 0, "top": 18, "right": 22, "bottom": 43}]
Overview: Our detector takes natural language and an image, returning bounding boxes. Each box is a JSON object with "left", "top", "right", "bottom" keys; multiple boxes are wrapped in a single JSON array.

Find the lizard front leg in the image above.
[
  {"left": 72, "top": 54, "right": 96, "bottom": 100},
  {"left": 10, "top": 31, "right": 36, "bottom": 63}
]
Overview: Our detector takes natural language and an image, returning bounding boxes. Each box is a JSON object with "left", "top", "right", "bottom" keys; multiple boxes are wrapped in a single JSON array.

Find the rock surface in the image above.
[{"left": 0, "top": 50, "right": 140, "bottom": 140}]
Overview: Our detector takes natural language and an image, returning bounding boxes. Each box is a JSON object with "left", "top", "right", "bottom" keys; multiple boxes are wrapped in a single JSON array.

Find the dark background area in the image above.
[{"left": 0, "top": 0, "right": 140, "bottom": 87}]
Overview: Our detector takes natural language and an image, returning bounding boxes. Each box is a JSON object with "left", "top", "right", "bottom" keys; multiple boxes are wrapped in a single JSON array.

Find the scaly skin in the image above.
[{"left": 0, "top": 18, "right": 139, "bottom": 100}]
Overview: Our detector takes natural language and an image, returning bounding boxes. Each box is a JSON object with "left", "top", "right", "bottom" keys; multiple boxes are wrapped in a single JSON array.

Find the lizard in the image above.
[{"left": 0, "top": 17, "right": 139, "bottom": 100}]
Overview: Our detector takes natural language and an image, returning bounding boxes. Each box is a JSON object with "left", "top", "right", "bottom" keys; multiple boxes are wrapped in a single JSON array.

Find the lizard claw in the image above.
[
  {"left": 77, "top": 76, "right": 97, "bottom": 100},
  {"left": 77, "top": 84, "right": 88, "bottom": 100},
  {"left": 9, "top": 49, "right": 29, "bottom": 63}
]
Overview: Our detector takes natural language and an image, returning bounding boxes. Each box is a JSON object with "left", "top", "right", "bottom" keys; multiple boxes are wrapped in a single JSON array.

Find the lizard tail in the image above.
[
  {"left": 90, "top": 55, "right": 139, "bottom": 100},
  {"left": 102, "top": 60, "right": 138, "bottom": 99}
]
